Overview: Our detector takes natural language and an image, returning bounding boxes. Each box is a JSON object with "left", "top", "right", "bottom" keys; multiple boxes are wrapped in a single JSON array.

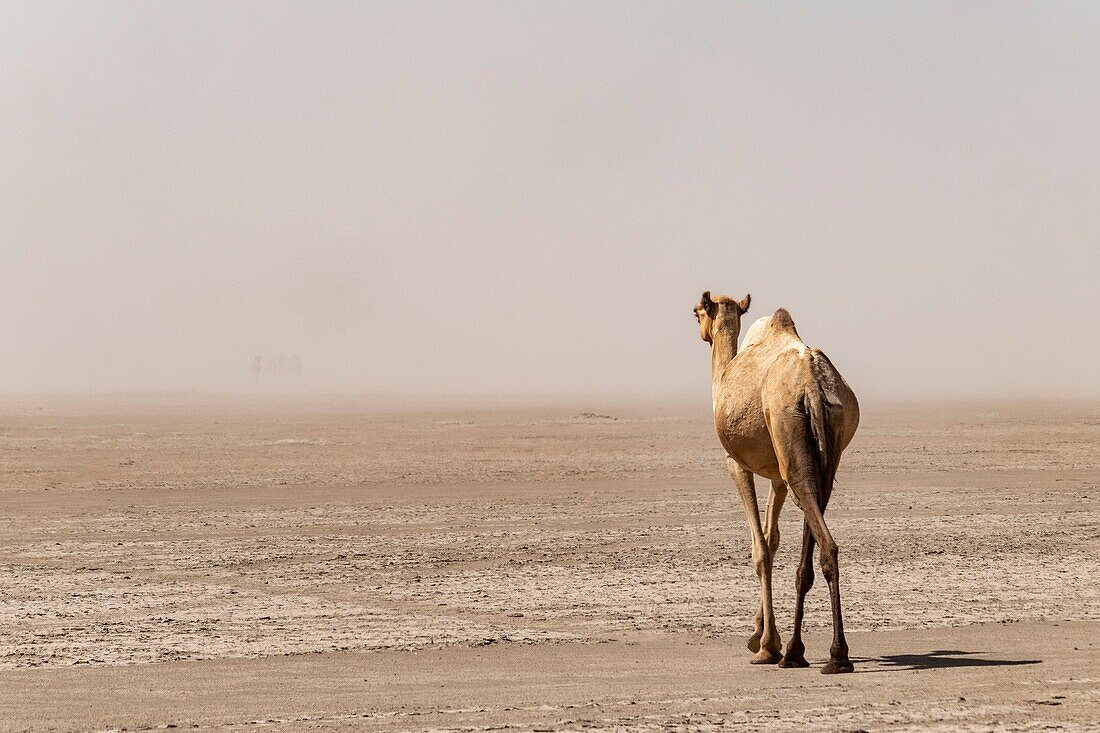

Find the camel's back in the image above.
[
  {"left": 737, "top": 310, "right": 860, "bottom": 451},
  {"left": 736, "top": 310, "right": 810, "bottom": 371}
]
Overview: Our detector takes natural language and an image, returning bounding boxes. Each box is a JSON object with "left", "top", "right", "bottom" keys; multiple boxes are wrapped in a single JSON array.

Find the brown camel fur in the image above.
[{"left": 693, "top": 291, "right": 860, "bottom": 673}]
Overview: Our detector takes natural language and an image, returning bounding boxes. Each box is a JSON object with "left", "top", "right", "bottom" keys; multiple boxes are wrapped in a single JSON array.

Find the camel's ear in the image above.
[
  {"left": 738, "top": 294, "right": 751, "bottom": 313},
  {"left": 700, "top": 291, "right": 714, "bottom": 315}
]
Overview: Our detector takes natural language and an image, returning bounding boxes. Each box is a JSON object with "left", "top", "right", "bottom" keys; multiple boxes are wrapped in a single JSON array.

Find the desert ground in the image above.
[{"left": 0, "top": 396, "right": 1097, "bottom": 732}]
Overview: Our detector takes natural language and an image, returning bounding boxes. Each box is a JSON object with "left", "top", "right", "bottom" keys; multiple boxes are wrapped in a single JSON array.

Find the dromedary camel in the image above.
[{"left": 693, "top": 291, "right": 859, "bottom": 674}]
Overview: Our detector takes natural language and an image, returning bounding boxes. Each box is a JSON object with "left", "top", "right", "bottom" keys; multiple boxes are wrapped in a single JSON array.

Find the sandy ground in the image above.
[{"left": 0, "top": 396, "right": 1098, "bottom": 731}]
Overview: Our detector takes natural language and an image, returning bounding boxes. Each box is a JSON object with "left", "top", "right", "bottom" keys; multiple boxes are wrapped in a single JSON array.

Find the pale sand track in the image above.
[{"left": 0, "top": 397, "right": 1097, "bottom": 731}]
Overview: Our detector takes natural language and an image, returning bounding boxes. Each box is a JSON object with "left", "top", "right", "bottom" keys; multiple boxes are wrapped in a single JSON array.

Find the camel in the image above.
[{"left": 693, "top": 291, "right": 860, "bottom": 674}]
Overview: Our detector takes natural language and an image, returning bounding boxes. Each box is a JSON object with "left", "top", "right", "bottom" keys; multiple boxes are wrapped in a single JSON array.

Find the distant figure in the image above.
[
  {"left": 290, "top": 354, "right": 302, "bottom": 380},
  {"left": 251, "top": 356, "right": 262, "bottom": 381}
]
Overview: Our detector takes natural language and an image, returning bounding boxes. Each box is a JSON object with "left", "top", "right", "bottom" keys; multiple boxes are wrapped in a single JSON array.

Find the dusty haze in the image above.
[{"left": 3, "top": 2, "right": 1098, "bottom": 399}]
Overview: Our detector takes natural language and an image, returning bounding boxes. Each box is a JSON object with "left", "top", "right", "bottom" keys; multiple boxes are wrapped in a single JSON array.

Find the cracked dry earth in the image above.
[{"left": 0, "top": 396, "right": 1098, "bottom": 732}]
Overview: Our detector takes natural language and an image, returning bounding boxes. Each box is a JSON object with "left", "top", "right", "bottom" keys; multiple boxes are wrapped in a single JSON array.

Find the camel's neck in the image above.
[{"left": 709, "top": 325, "right": 738, "bottom": 405}]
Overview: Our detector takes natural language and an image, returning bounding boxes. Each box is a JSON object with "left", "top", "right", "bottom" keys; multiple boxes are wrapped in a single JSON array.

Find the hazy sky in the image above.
[{"left": 3, "top": 2, "right": 1098, "bottom": 399}]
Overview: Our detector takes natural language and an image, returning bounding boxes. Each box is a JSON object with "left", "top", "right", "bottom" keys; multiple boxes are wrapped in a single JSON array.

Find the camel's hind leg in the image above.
[
  {"left": 778, "top": 520, "right": 814, "bottom": 668},
  {"left": 748, "top": 480, "right": 786, "bottom": 654},
  {"left": 767, "top": 412, "right": 852, "bottom": 674},
  {"left": 785, "top": 476, "right": 851, "bottom": 673},
  {"left": 782, "top": 474, "right": 839, "bottom": 668},
  {"left": 727, "top": 459, "right": 781, "bottom": 664}
]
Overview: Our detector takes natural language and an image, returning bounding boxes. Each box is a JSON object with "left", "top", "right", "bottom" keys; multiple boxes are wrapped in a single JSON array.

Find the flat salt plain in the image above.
[{"left": 0, "top": 396, "right": 1097, "bottom": 731}]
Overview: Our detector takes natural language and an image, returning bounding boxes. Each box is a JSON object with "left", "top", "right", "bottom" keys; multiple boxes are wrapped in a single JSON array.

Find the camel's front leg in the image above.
[
  {"left": 727, "top": 458, "right": 781, "bottom": 663},
  {"left": 748, "top": 480, "right": 787, "bottom": 654}
]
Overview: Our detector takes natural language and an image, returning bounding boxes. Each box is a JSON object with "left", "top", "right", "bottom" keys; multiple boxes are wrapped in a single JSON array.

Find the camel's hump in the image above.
[
  {"left": 770, "top": 308, "right": 797, "bottom": 333},
  {"left": 739, "top": 309, "right": 802, "bottom": 352}
]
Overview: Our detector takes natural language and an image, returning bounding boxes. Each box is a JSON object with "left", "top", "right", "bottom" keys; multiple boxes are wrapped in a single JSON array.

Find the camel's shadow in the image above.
[{"left": 856, "top": 649, "right": 1041, "bottom": 672}]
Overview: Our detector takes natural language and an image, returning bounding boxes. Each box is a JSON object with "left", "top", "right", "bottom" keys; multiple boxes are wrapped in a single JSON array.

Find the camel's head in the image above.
[{"left": 693, "top": 291, "right": 750, "bottom": 344}]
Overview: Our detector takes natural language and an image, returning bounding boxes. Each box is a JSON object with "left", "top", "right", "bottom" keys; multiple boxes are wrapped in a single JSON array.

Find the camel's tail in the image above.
[{"left": 803, "top": 353, "right": 838, "bottom": 508}]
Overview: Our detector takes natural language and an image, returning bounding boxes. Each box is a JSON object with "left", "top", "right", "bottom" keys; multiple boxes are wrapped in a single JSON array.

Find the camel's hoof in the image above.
[
  {"left": 750, "top": 649, "right": 782, "bottom": 665},
  {"left": 820, "top": 658, "right": 854, "bottom": 674},
  {"left": 746, "top": 633, "right": 761, "bottom": 653},
  {"left": 778, "top": 654, "right": 810, "bottom": 669}
]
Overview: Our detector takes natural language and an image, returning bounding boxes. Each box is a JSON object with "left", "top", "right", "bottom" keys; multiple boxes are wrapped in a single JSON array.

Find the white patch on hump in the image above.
[
  {"left": 739, "top": 315, "right": 808, "bottom": 355},
  {"left": 739, "top": 316, "right": 773, "bottom": 351}
]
